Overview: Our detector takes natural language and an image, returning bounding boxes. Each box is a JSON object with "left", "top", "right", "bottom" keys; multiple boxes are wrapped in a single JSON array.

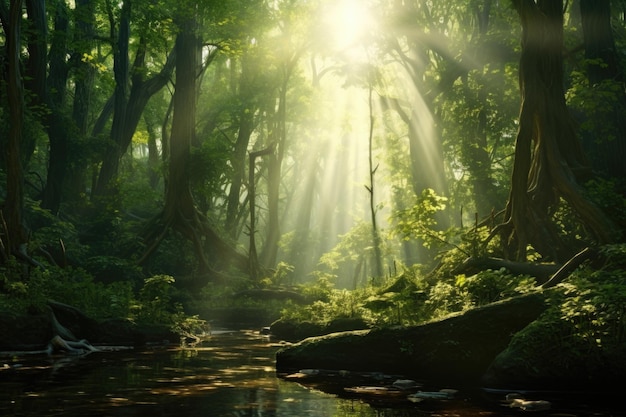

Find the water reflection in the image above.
[{"left": 0, "top": 330, "right": 622, "bottom": 417}]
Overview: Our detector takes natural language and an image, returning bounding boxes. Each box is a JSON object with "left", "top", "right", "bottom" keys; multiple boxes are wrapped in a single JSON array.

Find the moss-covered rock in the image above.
[
  {"left": 482, "top": 315, "right": 626, "bottom": 390},
  {"left": 276, "top": 291, "right": 549, "bottom": 385}
]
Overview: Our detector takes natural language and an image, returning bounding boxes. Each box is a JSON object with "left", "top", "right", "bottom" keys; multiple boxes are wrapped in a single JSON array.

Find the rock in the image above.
[
  {"left": 276, "top": 292, "right": 550, "bottom": 385},
  {"left": 482, "top": 316, "right": 626, "bottom": 390},
  {"left": 508, "top": 398, "right": 551, "bottom": 411},
  {"left": 408, "top": 390, "right": 456, "bottom": 402},
  {"left": 391, "top": 379, "right": 421, "bottom": 390},
  {"left": 344, "top": 386, "right": 406, "bottom": 397}
]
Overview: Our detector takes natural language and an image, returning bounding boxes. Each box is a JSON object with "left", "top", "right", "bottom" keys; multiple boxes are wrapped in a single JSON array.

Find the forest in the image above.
[{"left": 1, "top": 0, "right": 626, "bottom": 376}]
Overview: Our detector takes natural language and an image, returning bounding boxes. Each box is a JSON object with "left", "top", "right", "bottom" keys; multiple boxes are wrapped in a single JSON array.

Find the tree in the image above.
[
  {"left": 139, "top": 3, "right": 247, "bottom": 286},
  {"left": 493, "top": 0, "right": 615, "bottom": 262},
  {"left": 93, "top": 0, "right": 176, "bottom": 198},
  {"left": 1, "top": 0, "right": 27, "bottom": 261},
  {"left": 40, "top": 0, "right": 71, "bottom": 213}
]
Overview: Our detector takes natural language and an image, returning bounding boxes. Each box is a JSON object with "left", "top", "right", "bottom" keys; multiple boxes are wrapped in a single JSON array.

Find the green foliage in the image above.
[
  {"left": 144, "top": 231, "right": 199, "bottom": 276},
  {"left": 556, "top": 247, "right": 626, "bottom": 348},
  {"left": 316, "top": 221, "right": 395, "bottom": 287},
  {"left": 393, "top": 188, "right": 449, "bottom": 249},
  {"left": 584, "top": 178, "right": 626, "bottom": 238},
  {"left": 424, "top": 268, "right": 536, "bottom": 320},
  {"left": 503, "top": 247, "right": 626, "bottom": 376},
  {"left": 260, "top": 261, "right": 295, "bottom": 287},
  {"left": 84, "top": 256, "right": 143, "bottom": 286},
  {"left": 566, "top": 66, "right": 624, "bottom": 143},
  {"left": 280, "top": 286, "right": 369, "bottom": 326},
  {"left": 456, "top": 269, "right": 536, "bottom": 306},
  {"left": 25, "top": 200, "right": 90, "bottom": 265},
  {"left": 0, "top": 266, "right": 134, "bottom": 319},
  {"left": 132, "top": 274, "right": 182, "bottom": 324}
]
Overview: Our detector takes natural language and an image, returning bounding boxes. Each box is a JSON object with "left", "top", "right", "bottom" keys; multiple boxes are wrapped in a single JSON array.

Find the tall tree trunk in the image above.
[
  {"left": 94, "top": 0, "right": 131, "bottom": 197},
  {"left": 64, "top": 0, "right": 97, "bottom": 201},
  {"left": 94, "top": 33, "right": 175, "bottom": 197},
  {"left": 139, "top": 14, "right": 247, "bottom": 286},
  {"left": 22, "top": 0, "right": 46, "bottom": 166},
  {"left": 260, "top": 78, "right": 289, "bottom": 269},
  {"left": 4, "top": 0, "right": 27, "bottom": 256},
  {"left": 145, "top": 112, "right": 161, "bottom": 190},
  {"left": 494, "top": 0, "right": 614, "bottom": 262},
  {"left": 226, "top": 101, "right": 254, "bottom": 238},
  {"left": 41, "top": 0, "right": 71, "bottom": 213},
  {"left": 366, "top": 84, "right": 384, "bottom": 281}
]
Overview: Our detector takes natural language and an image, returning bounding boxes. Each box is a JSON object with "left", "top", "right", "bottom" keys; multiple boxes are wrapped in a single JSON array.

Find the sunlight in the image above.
[{"left": 323, "top": 0, "right": 375, "bottom": 60}]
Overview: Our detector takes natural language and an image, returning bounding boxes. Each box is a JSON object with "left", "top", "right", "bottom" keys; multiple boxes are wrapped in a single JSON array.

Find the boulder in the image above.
[
  {"left": 482, "top": 317, "right": 626, "bottom": 390},
  {"left": 276, "top": 291, "right": 549, "bottom": 385}
]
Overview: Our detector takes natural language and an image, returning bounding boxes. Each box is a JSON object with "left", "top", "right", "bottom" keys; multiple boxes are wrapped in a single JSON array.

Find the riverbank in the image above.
[{"left": 275, "top": 291, "right": 626, "bottom": 392}]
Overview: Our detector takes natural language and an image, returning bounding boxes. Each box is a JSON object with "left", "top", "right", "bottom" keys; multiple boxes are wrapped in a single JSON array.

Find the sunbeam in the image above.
[{"left": 320, "top": 0, "right": 376, "bottom": 63}]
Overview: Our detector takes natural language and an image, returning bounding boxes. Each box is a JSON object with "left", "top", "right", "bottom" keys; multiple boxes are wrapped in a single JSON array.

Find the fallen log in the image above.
[
  {"left": 453, "top": 257, "right": 560, "bottom": 284},
  {"left": 276, "top": 291, "right": 550, "bottom": 385}
]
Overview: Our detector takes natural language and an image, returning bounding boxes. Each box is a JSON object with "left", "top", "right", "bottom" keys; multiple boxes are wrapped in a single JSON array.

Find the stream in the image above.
[{"left": 0, "top": 330, "right": 623, "bottom": 417}]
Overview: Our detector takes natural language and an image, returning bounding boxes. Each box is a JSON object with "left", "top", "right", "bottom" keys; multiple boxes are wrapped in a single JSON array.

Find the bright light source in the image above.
[{"left": 323, "top": 0, "right": 375, "bottom": 60}]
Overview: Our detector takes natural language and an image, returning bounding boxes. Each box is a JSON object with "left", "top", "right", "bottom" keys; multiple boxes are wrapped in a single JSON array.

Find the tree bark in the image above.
[
  {"left": 22, "top": 0, "right": 46, "bottom": 165},
  {"left": 3, "top": 0, "right": 27, "bottom": 256},
  {"left": 93, "top": 0, "right": 131, "bottom": 197},
  {"left": 41, "top": 0, "right": 71, "bottom": 213},
  {"left": 260, "top": 77, "right": 289, "bottom": 269},
  {"left": 226, "top": 75, "right": 255, "bottom": 238},
  {"left": 64, "top": 0, "right": 97, "bottom": 201},
  {"left": 366, "top": 84, "right": 383, "bottom": 280},
  {"left": 139, "top": 14, "right": 248, "bottom": 286},
  {"left": 494, "top": 0, "right": 614, "bottom": 262}
]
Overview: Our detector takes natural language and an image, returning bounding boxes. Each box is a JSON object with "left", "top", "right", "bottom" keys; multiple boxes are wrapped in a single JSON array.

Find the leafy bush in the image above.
[
  {"left": 0, "top": 265, "right": 133, "bottom": 319},
  {"left": 456, "top": 269, "right": 536, "bottom": 306},
  {"left": 557, "top": 246, "right": 626, "bottom": 348},
  {"left": 132, "top": 274, "right": 182, "bottom": 324}
]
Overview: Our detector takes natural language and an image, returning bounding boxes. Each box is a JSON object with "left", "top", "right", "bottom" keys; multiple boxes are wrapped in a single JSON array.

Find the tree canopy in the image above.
[{"left": 1, "top": 0, "right": 625, "bottom": 294}]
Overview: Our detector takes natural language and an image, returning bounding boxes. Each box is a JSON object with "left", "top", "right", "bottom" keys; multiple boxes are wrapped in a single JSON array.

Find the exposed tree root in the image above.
[
  {"left": 495, "top": 1, "right": 615, "bottom": 263},
  {"left": 139, "top": 203, "right": 248, "bottom": 288}
]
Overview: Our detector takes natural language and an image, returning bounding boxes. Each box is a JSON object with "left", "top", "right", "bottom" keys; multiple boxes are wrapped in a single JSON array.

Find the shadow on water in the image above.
[{"left": 1, "top": 330, "right": 623, "bottom": 417}]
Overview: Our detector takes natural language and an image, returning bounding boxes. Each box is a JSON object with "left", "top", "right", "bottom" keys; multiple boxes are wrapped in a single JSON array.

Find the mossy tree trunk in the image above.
[{"left": 495, "top": 0, "right": 614, "bottom": 262}]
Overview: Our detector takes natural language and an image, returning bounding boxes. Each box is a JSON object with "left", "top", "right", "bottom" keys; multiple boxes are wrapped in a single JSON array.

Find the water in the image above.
[{"left": 0, "top": 330, "right": 623, "bottom": 417}]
